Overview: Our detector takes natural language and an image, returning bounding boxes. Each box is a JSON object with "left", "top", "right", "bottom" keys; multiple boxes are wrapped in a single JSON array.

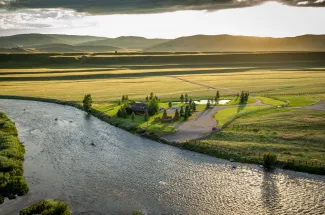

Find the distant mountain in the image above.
[
  {"left": 78, "top": 36, "right": 170, "bottom": 49},
  {"left": 30, "top": 43, "right": 120, "bottom": 53},
  {"left": 146, "top": 34, "right": 325, "bottom": 52},
  {"left": 0, "top": 34, "right": 106, "bottom": 49}
]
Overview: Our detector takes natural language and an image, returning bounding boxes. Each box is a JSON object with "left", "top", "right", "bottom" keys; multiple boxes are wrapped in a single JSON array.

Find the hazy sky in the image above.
[{"left": 1, "top": 1, "right": 325, "bottom": 38}]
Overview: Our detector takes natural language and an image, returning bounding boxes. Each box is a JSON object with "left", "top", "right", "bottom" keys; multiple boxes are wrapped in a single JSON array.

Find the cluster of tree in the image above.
[
  {"left": 121, "top": 95, "right": 129, "bottom": 102},
  {"left": 239, "top": 91, "right": 250, "bottom": 104},
  {"left": 19, "top": 199, "right": 71, "bottom": 215},
  {"left": 179, "top": 103, "right": 195, "bottom": 121},
  {"left": 147, "top": 92, "right": 159, "bottom": 116},
  {"left": 146, "top": 92, "right": 159, "bottom": 102},
  {"left": 117, "top": 103, "right": 130, "bottom": 118},
  {"left": 180, "top": 93, "right": 189, "bottom": 103}
]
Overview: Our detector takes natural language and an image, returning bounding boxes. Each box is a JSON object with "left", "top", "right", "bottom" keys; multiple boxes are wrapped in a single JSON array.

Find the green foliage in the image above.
[
  {"left": 184, "top": 110, "right": 189, "bottom": 120},
  {"left": 240, "top": 91, "right": 249, "bottom": 104},
  {"left": 168, "top": 101, "right": 172, "bottom": 108},
  {"left": 215, "top": 91, "right": 220, "bottom": 105},
  {"left": 148, "top": 95, "right": 159, "bottom": 116},
  {"left": 174, "top": 109, "right": 180, "bottom": 121},
  {"left": 180, "top": 94, "right": 184, "bottom": 103},
  {"left": 0, "top": 113, "right": 29, "bottom": 204},
  {"left": 263, "top": 152, "right": 278, "bottom": 169},
  {"left": 185, "top": 93, "right": 188, "bottom": 103},
  {"left": 131, "top": 112, "right": 135, "bottom": 122},
  {"left": 132, "top": 210, "right": 144, "bottom": 215},
  {"left": 206, "top": 100, "right": 211, "bottom": 109},
  {"left": 19, "top": 199, "right": 71, "bottom": 215},
  {"left": 82, "top": 94, "right": 92, "bottom": 112},
  {"left": 163, "top": 109, "right": 167, "bottom": 118},
  {"left": 117, "top": 104, "right": 129, "bottom": 118},
  {"left": 180, "top": 106, "right": 184, "bottom": 116},
  {"left": 144, "top": 109, "right": 149, "bottom": 121}
]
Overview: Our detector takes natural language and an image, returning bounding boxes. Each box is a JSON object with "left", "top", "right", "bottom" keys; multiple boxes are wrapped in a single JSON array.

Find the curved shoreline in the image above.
[
  {"left": 0, "top": 95, "right": 323, "bottom": 175},
  {"left": 0, "top": 99, "right": 325, "bottom": 215}
]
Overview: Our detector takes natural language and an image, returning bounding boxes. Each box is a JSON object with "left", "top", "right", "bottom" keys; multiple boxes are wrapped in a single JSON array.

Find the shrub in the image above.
[
  {"left": 19, "top": 199, "right": 71, "bottom": 215},
  {"left": 132, "top": 210, "right": 144, "bottom": 215},
  {"left": 82, "top": 94, "right": 92, "bottom": 112},
  {"left": 263, "top": 152, "right": 277, "bottom": 168}
]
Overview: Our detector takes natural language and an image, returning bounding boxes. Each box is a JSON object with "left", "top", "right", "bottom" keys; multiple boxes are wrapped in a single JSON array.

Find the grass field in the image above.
[
  {"left": 195, "top": 107, "right": 325, "bottom": 172},
  {"left": 1, "top": 53, "right": 325, "bottom": 101},
  {"left": 214, "top": 106, "right": 268, "bottom": 127},
  {"left": 1, "top": 52, "right": 325, "bottom": 174}
]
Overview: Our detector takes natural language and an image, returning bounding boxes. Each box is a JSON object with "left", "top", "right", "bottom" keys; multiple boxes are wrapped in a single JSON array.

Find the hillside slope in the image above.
[{"left": 146, "top": 35, "right": 325, "bottom": 52}]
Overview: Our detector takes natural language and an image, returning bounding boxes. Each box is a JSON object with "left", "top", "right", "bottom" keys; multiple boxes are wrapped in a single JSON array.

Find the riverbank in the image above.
[
  {"left": 1, "top": 98, "right": 325, "bottom": 215},
  {"left": 0, "top": 112, "right": 29, "bottom": 204},
  {"left": 0, "top": 95, "right": 324, "bottom": 175}
]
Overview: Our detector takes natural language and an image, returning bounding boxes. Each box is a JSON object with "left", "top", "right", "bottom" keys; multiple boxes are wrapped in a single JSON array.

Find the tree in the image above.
[
  {"left": 185, "top": 105, "right": 191, "bottom": 116},
  {"left": 146, "top": 96, "right": 149, "bottom": 102},
  {"left": 189, "top": 98, "right": 193, "bottom": 105},
  {"left": 206, "top": 100, "right": 211, "bottom": 110},
  {"left": 174, "top": 109, "right": 180, "bottom": 121},
  {"left": 180, "top": 106, "right": 184, "bottom": 116},
  {"left": 168, "top": 101, "right": 172, "bottom": 108},
  {"left": 263, "top": 152, "right": 277, "bottom": 169},
  {"left": 144, "top": 109, "right": 149, "bottom": 122},
  {"left": 191, "top": 102, "right": 196, "bottom": 111},
  {"left": 149, "top": 92, "right": 154, "bottom": 100},
  {"left": 122, "top": 95, "right": 125, "bottom": 102},
  {"left": 185, "top": 93, "right": 188, "bottom": 103},
  {"left": 83, "top": 94, "right": 92, "bottom": 112},
  {"left": 148, "top": 96, "right": 159, "bottom": 116},
  {"left": 215, "top": 91, "right": 220, "bottom": 105},
  {"left": 180, "top": 94, "right": 184, "bottom": 103},
  {"left": 131, "top": 112, "right": 135, "bottom": 122},
  {"left": 163, "top": 109, "right": 167, "bottom": 118},
  {"left": 184, "top": 110, "right": 189, "bottom": 120}
]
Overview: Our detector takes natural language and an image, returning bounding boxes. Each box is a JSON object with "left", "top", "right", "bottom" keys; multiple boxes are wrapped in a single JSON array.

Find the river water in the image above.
[{"left": 0, "top": 99, "right": 324, "bottom": 215}]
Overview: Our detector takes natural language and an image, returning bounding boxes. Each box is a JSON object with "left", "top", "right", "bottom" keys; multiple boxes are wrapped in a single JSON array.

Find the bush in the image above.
[
  {"left": 19, "top": 199, "right": 71, "bottom": 215},
  {"left": 263, "top": 152, "right": 277, "bottom": 168},
  {"left": 132, "top": 210, "right": 144, "bottom": 215},
  {"left": 0, "top": 113, "right": 29, "bottom": 204}
]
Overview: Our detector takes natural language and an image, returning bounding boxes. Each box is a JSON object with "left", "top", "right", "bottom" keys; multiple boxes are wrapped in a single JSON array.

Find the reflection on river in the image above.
[{"left": 0, "top": 99, "right": 324, "bottom": 215}]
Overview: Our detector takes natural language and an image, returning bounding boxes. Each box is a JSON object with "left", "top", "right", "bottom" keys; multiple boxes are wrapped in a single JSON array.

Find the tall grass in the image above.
[{"left": 0, "top": 112, "right": 28, "bottom": 203}]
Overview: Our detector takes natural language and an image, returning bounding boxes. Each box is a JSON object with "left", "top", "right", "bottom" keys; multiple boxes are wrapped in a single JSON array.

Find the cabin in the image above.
[{"left": 131, "top": 103, "right": 148, "bottom": 115}]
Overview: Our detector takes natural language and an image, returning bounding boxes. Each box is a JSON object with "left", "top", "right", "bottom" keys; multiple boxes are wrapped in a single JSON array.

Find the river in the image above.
[{"left": 0, "top": 99, "right": 324, "bottom": 215}]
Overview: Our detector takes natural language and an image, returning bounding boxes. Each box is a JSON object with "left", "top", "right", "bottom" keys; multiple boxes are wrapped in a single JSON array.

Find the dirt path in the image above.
[
  {"left": 163, "top": 97, "right": 266, "bottom": 142},
  {"left": 305, "top": 100, "right": 325, "bottom": 111}
]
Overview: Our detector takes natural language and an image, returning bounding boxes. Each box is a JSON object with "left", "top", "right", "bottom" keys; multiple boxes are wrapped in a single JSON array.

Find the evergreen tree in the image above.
[
  {"left": 189, "top": 98, "right": 193, "bottom": 105},
  {"left": 192, "top": 102, "right": 196, "bottom": 111},
  {"left": 146, "top": 96, "right": 149, "bottom": 102},
  {"left": 144, "top": 109, "right": 149, "bottom": 121},
  {"left": 149, "top": 92, "right": 154, "bottom": 100},
  {"left": 131, "top": 112, "right": 135, "bottom": 122},
  {"left": 215, "top": 91, "right": 220, "bottom": 105},
  {"left": 118, "top": 100, "right": 121, "bottom": 106},
  {"left": 148, "top": 96, "right": 159, "bottom": 116},
  {"left": 174, "top": 109, "right": 180, "bottom": 120},
  {"left": 180, "top": 106, "right": 184, "bottom": 116},
  {"left": 184, "top": 110, "right": 189, "bottom": 120},
  {"left": 83, "top": 94, "right": 92, "bottom": 112},
  {"left": 180, "top": 94, "right": 184, "bottom": 103},
  {"left": 168, "top": 101, "right": 172, "bottom": 108},
  {"left": 163, "top": 109, "right": 167, "bottom": 118},
  {"left": 122, "top": 95, "right": 125, "bottom": 102},
  {"left": 185, "top": 93, "right": 188, "bottom": 103},
  {"left": 206, "top": 100, "right": 211, "bottom": 110}
]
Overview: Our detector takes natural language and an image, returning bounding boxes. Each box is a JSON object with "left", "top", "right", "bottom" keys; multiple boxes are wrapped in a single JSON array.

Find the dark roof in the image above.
[{"left": 131, "top": 103, "right": 147, "bottom": 111}]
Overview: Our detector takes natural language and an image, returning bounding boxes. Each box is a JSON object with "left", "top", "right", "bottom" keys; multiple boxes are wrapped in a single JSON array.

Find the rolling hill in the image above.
[
  {"left": 78, "top": 36, "right": 170, "bottom": 49},
  {"left": 30, "top": 43, "right": 120, "bottom": 53},
  {"left": 146, "top": 34, "right": 325, "bottom": 52}
]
